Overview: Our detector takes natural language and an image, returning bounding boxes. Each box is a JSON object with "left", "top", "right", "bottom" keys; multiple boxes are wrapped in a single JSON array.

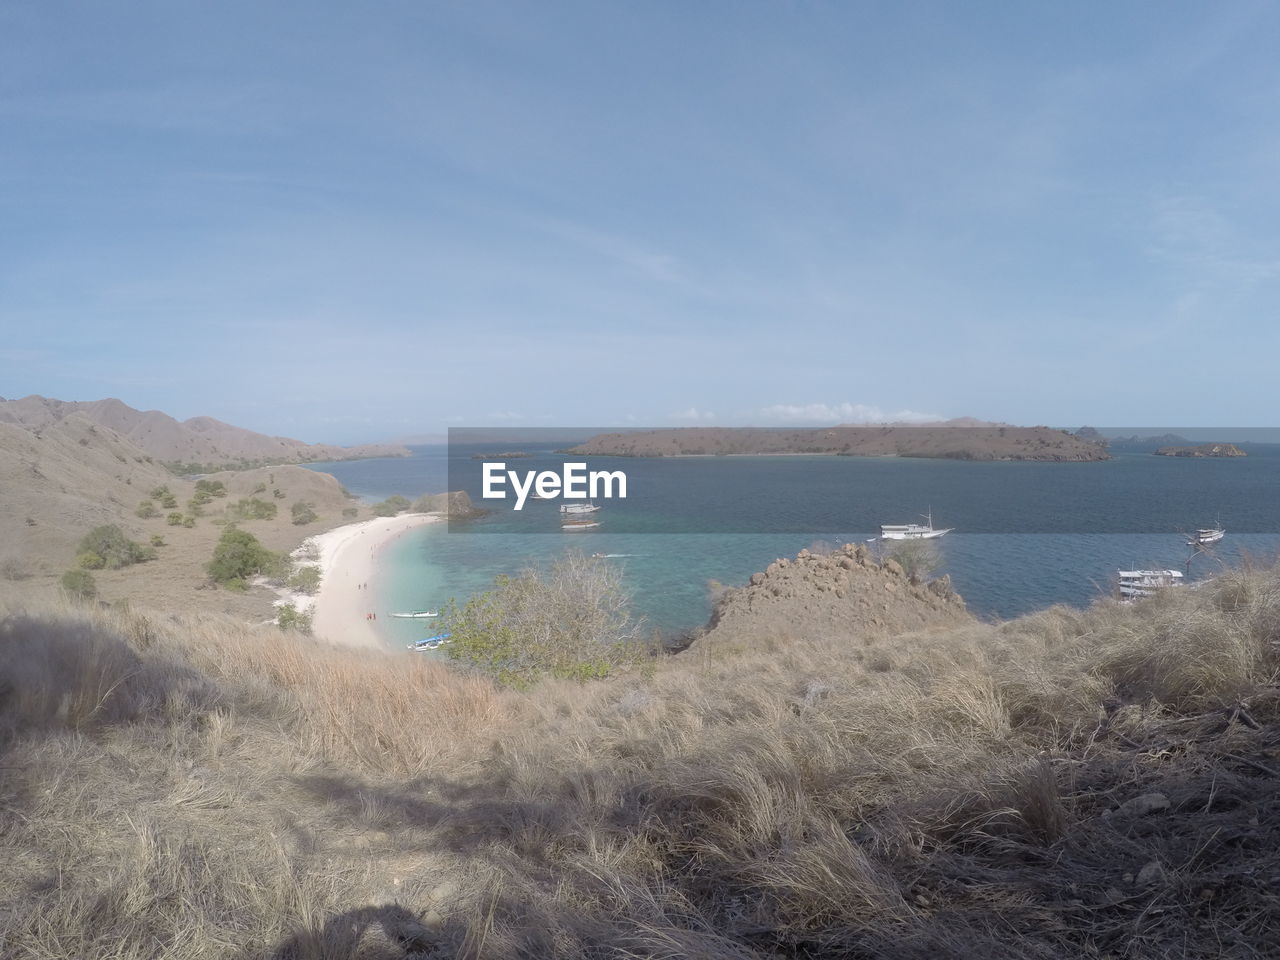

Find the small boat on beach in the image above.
[
  {"left": 879, "top": 510, "right": 952, "bottom": 540},
  {"left": 390, "top": 610, "right": 440, "bottom": 619},
  {"left": 1116, "top": 569, "right": 1184, "bottom": 600},
  {"left": 408, "top": 632, "right": 452, "bottom": 651}
]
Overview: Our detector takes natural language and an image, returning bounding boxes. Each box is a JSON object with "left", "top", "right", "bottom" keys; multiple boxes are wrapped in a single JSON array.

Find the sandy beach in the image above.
[{"left": 301, "top": 513, "right": 443, "bottom": 649}]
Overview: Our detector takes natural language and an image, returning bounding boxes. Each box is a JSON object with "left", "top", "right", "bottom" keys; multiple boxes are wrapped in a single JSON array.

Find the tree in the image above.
[
  {"left": 885, "top": 539, "right": 942, "bottom": 585},
  {"left": 77, "top": 525, "right": 153, "bottom": 570},
  {"left": 445, "top": 551, "right": 650, "bottom": 688},
  {"left": 61, "top": 568, "right": 97, "bottom": 601},
  {"left": 277, "top": 602, "right": 312, "bottom": 632},
  {"left": 287, "top": 565, "right": 322, "bottom": 594},
  {"left": 167, "top": 512, "right": 185, "bottom": 526},
  {"left": 291, "top": 500, "right": 318, "bottom": 525},
  {"left": 372, "top": 495, "right": 411, "bottom": 517},
  {"left": 207, "top": 527, "right": 282, "bottom": 589},
  {"left": 136, "top": 500, "right": 159, "bottom": 519}
]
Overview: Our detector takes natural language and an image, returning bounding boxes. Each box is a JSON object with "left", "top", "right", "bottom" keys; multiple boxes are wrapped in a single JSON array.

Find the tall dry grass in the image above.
[{"left": 2, "top": 565, "right": 1279, "bottom": 957}]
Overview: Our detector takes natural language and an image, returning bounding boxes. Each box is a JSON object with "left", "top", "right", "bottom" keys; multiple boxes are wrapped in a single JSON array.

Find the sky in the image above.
[{"left": 2, "top": 1, "right": 1279, "bottom": 443}]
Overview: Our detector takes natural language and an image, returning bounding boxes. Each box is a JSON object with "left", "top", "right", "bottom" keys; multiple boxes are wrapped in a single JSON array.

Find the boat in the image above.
[
  {"left": 1116, "top": 569, "right": 1184, "bottom": 600},
  {"left": 560, "top": 501, "right": 601, "bottom": 514},
  {"left": 562, "top": 517, "right": 600, "bottom": 530},
  {"left": 408, "top": 632, "right": 452, "bottom": 651},
  {"left": 1187, "top": 525, "right": 1225, "bottom": 547},
  {"left": 390, "top": 610, "right": 440, "bottom": 619},
  {"left": 879, "top": 510, "right": 952, "bottom": 540}
]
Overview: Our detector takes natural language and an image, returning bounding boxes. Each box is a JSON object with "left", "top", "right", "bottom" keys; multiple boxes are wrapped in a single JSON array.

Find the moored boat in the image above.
[
  {"left": 1187, "top": 526, "right": 1225, "bottom": 547},
  {"left": 880, "top": 510, "right": 952, "bottom": 540},
  {"left": 560, "top": 501, "right": 601, "bottom": 514},
  {"left": 390, "top": 610, "right": 440, "bottom": 619},
  {"left": 408, "top": 632, "right": 452, "bottom": 651},
  {"left": 1116, "top": 569, "right": 1184, "bottom": 600}
]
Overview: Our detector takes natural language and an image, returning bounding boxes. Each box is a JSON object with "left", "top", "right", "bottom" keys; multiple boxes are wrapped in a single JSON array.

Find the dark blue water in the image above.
[{"left": 307, "top": 446, "right": 1280, "bottom": 637}]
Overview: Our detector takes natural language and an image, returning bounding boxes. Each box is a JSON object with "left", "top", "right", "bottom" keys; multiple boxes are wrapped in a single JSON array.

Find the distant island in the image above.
[
  {"left": 1155, "top": 443, "right": 1247, "bottom": 458},
  {"left": 568, "top": 425, "right": 1109, "bottom": 461},
  {"left": 470, "top": 451, "right": 531, "bottom": 459}
]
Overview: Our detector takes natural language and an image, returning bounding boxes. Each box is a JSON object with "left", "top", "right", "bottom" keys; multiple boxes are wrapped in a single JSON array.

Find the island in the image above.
[
  {"left": 1154, "top": 443, "right": 1247, "bottom": 458},
  {"left": 568, "top": 425, "right": 1110, "bottom": 461},
  {"left": 470, "top": 451, "right": 532, "bottom": 459}
]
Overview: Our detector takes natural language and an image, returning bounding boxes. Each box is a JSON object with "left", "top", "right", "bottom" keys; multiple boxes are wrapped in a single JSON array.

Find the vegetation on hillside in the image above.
[
  {"left": 75, "top": 524, "right": 156, "bottom": 570},
  {"left": 205, "top": 526, "right": 283, "bottom": 589},
  {"left": 372, "top": 494, "right": 412, "bottom": 517},
  {"left": 3, "top": 561, "right": 1280, "bottom": 958},
  {"left": 444, "top": 551, "right": 651, "bottom": 687}
]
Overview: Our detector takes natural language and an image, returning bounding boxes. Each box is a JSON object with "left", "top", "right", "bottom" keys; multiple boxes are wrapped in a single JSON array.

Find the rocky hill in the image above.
[
  {"left": 569, "top": 425, "right": 1109, "bottom": 461},
  {"left": 1155, "top": 443, "right": 1247, "bottom": 458},
  {"left": 696, "top": 542, "right": 971, "bottom": 650},
  {"left": 0, "top": 395, "right": 409, "bottom": 468}
]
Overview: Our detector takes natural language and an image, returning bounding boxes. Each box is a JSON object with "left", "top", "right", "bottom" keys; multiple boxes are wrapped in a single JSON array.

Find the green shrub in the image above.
[
  {"left": 287, "top": 565, "right": 322, "bottom": 595},
  {"left": 135, "top": 501, "right": 159, "bottom": 519},
  {"left": 150, "top": 535, "right": 165, "bottom": 547},
  {"left": 160, "top": 494, "right": 178, "bottom": 510},
  {"left": 60, "top": 568, "right": 97, "bottom": 601},
  {"left": 195, "top": 478, "right": 227, "bottom": 498},
  {"left": 227, "top": 498, "right": 278, "bottom": 521},
  {"left": 207, "top": 527, "right": 283, "bottom": 586},
  {"left": 149, "top": 485, "right": 171, "bottom": 500},
  {"left": 182, "top": 515, "right": 196, "bottom": 528},
  {"left": 187, "top": 499, "right": 207, "bottom": 517},
  {"left": 77, "top": 525, "right": 152, "bottom": 570},
  {"left": 372, "top": 495, "right": 411, "bottom": 518},
  {"left": 277, "top": 602, "right": 313, "bottom": 633},
  {"left": 76, "top": 551, "right": 105, "bottom": 570},
  {"left": 885, "top": 539, "right": 942, "bottom": 585},
  {"left": 290, "top": 501, "right": 318, "bottom": 525},
  {"left": 445, "top": 551, "right": 650, "bottom": 688},
  {"left": 167, "top": 512, "right": 184, "bottom": 526}
]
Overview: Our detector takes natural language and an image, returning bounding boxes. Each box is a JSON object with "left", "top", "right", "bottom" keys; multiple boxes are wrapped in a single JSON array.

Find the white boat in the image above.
[
  {"left": 1187, "top": 526, "right": 1225, "bottom": 547},
  {"left": 408, "top": 632, "right": 452, "bottom": 651},
  {"left": 880, "top": 511, "right": 952, "bottom": 540},
  {"left": 562, "top": 517, "right": 600, "bottom": 531},
  {"left": 390, "top": 610, "right": 439, "bottom": 619},
  {"left": 560, "top": 502, "right": 601, "bottom": 514},
  {"left": 1117, "top": 569, "right": 1184, "bottom": 600}
]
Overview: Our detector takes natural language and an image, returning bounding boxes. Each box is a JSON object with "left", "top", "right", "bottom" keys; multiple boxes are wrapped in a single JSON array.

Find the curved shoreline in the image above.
[{"left": 305, "top": 513, "right": 444, "bottom": 649}]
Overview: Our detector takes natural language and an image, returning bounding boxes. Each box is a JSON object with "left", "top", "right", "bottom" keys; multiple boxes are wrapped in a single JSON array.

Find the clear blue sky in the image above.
[{"left": 3, "top": 1, "right": 1278, "bottom": 442}]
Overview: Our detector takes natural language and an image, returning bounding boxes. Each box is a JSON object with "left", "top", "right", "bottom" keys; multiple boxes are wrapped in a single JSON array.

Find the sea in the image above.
[{"left": 305, "top": 443, "right": 1280, "bottom": 648}]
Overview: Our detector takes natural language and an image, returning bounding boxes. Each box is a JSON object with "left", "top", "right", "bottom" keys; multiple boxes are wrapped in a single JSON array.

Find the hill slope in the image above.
[
  {"left": 0, "top": 395, "right": 409, "bottom": 467},
  {"left": 569, "top": 425, "right": 1110, "bottom": 461}
]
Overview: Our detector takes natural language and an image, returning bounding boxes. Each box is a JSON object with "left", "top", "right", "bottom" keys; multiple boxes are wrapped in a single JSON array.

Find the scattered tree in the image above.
[
  {"left": 291, "top": 500, "right": 318, "bottom": 525},
  {"left": 287, "top": 565, "right": 322, "bottom": 594},
  {"left": 60, "top": 568, "right": 97, "bottom": 601},
  {"left": 277, "top": 602, "right": 313, "bottom": 633},
  {"left": 207, "top": 527, "right": 283, "bottom": 589},
  {"left": 372, "top": 495, "right": 411, "bottom": 517},
  {"left": 77, "top": 525, "right": 154, "bottom": 570},
  {"left": 136, "top": 501, "right": 159, "bottom": 519}
]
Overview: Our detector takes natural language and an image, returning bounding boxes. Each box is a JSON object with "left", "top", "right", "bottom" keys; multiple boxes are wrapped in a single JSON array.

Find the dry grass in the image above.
[{"left": 2, "top": 566, "right": 1280, "bottom": 958}]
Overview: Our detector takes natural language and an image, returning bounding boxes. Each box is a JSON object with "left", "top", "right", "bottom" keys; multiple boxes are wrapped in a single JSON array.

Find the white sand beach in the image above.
[{"left": 302, "top": 513, "right": 443, "bottom": 649}]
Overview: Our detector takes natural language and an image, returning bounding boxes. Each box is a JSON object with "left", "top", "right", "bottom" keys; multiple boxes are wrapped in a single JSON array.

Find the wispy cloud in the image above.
[
  {"left": 760, "top": 403, "right": 942, "bottom": 424},
  {"left": 671, "top": 407, "right": 716, "bottom": 422}
]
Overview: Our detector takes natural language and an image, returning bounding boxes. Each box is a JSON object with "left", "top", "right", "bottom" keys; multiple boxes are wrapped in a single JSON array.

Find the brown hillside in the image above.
[
  {"left": 0, "top": 395, "right": 410, "bottom": 467},
  {"left": 570, "top": 425, "right": 1109, "bottom": 461}
]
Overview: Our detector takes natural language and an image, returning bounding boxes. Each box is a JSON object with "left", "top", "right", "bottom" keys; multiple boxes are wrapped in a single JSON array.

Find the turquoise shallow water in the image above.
[{"left": 308, "top": 445, "right": 1280, "bottom": 643}]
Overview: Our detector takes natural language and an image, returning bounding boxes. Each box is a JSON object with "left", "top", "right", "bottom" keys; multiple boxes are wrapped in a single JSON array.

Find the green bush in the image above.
[
  {"left": 60, "top": 568, "right": 97, "bottom": 601},
  {"left": 149, "top": 485, "right": 171, "bottom": 500},
  {"left": 76, "top": 551, "right": 105, "bottom": 570},
  {"left": 77, "top": 525, "right": 152, "bottom": 570},
  {"left": 207, "top": 527, "right": 283, "bottom": 586},
  {"left": 287, "top": 565, "right": 322, "bottom": 595},
  {"left": 227, "top": 498, "right": 278, "bottom": 521},
  {"left": 182, "top": 515, "right": 196, "bottom": 528},
  {"left": 371, "top": 494, "right": 411, "bottom": 518},
  {"left": 167, "top": 512, "right": 185, "bottom": 526},
  {"left": 187, "top": 499, "right": 207, "bottom": 517},
  {"left": 150, "top": 535, "right": 165, "bottom": 547},
  {"left": 445, "top": 551, "right": 650, "bottom": 688},
  {"left": 277, "top": 602, "right": 313, "bottom": 633},
  {"left": 195, "top": 479, "right": 227, "bottom": 498},
  {"left": 290, "top": 501, "right": 318, "bottom": 525},
  {"left": 135, "top": 501, "right": 159, "bottom": 519}
]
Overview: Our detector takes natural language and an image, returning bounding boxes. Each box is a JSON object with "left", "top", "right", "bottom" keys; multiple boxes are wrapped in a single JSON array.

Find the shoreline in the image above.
[{"left": 283, "top": 513, "right": 443, "bottom": 649}]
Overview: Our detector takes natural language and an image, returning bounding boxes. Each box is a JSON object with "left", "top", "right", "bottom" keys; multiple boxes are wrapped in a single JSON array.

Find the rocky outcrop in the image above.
[
  {"left": 1154, "top": 444, "right": 1246, "bottom": 458},
  {"left": 412, "top": 490, "right": 486, "bottom": 518},
  {"left": 694, "top": 543, "right": 971, "bottom": 649}
]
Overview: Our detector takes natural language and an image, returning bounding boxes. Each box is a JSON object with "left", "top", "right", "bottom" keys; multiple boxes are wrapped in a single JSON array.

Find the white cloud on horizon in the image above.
[
  {"left": 760, "top": 402, "right": 943, "bottom": 424},
  {"left": 671, "top": 407, "right": 716, "bottom": 421}
]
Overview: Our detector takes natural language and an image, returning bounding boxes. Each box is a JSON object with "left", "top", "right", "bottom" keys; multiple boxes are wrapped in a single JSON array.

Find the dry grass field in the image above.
[{"left": 3, "top": 556, "right": 1279, "bottom": 958}]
